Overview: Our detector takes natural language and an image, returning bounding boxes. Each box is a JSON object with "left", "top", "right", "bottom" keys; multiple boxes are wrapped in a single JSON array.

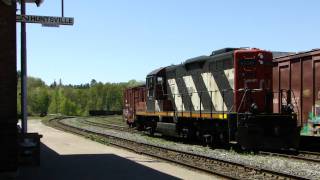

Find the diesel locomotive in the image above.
[{"left": 123, "top": 48, "right": 300, "bottom": 150}]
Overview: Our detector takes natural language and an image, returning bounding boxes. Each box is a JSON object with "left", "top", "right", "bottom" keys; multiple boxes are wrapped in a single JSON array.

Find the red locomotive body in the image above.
[{"left": 234, "top": 49, "right": 273, "bottom": 113}]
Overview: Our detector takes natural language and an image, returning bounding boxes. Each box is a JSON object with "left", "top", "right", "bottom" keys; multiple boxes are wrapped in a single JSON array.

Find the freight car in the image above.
[
  {"left": 273, "top": 49, "right": 320, "bottom": 137},
  {"left": 124, "top": 48, "right": 300, "bottom": 150}
]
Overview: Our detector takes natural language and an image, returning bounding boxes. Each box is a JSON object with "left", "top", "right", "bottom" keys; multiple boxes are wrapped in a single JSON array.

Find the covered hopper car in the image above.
[{"left": 124, "top": 48, "right": 300, "bottom": 150}]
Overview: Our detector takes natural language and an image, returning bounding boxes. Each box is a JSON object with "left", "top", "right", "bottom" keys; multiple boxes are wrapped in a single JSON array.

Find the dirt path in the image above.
[{"left": 17, "top": 119, "right": 220, "bottom": 180}]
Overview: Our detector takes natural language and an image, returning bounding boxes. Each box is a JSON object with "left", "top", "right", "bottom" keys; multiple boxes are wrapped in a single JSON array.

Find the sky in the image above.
[{"left": 17, "top": 0, "right": 320, "bottom": 85}]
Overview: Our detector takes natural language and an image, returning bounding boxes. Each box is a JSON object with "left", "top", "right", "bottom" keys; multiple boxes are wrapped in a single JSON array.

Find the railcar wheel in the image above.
[
  {"left": 202, "top": 134, "right": 213, "bottom": 147},
  {"left": 136, "top": 122, "right": 144, "bottom": 131},
  {"left": 218, "top": 132, "right": 230, "bottom": 148},
  {"left": 149, "top": 126, "right": 155, "bottom": 136}
]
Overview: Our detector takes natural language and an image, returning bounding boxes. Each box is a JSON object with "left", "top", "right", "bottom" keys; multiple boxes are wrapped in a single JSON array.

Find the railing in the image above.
[
  {"left": 237, "top": 88, "right": 262, "bottom": 113},
  {"left": 169, "top": 89, "right": 234, "bottom": 119},
  {"left": 166, "top": 88, "right": 299, "bottom": 120},
  {"left": 278, "top": 89, "right": 300, "bottom": 124}
]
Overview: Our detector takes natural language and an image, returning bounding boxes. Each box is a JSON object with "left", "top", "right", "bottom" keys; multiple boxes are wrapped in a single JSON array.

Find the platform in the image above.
[{"left": 17, "top": 120, "right": 216, "bottom": 180}]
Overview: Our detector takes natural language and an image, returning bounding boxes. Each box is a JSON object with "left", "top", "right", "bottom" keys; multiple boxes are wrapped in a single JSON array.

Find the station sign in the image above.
[{"left": 16, "top": 15, "right": 74, "bottom": 26}]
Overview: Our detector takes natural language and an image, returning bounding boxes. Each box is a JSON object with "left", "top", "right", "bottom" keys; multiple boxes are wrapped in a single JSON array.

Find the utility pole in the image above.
[
  {"left": 21, "top": 0, "right": 28, "bottom": 134},
  {"left": 61, "top": 0, "right": 64, "bottom": 17},
  {"left": 17, "top": 0, "right": 72, "bottom": 134}
]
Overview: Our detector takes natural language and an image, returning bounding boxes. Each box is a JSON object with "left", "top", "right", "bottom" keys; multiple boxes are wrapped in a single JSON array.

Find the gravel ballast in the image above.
[{"left": 60, "top": 118, "right": 320, "bottom": 180}]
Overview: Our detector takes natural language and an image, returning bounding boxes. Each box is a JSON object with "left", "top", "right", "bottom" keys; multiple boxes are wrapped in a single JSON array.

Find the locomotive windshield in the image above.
[{"left": 146, "top": 76, "right": 154, "bottom": 89}]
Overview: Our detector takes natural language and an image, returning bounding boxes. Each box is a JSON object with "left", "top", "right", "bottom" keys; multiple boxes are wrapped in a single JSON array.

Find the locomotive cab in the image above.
[
  {"left": 146, "top": 75, "right": 165, "bottom": 100},
  {"left": 146, "top": 68, "right": 173, "bottom": 113}
]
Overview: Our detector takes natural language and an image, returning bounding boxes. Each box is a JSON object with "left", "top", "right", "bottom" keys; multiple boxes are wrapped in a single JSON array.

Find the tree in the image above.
[
  {"left": 18, "top": 75, "right": 141, "bottom": 116},
  {"left": 90, "top": 79, "right": 97, "bottom": 87}
]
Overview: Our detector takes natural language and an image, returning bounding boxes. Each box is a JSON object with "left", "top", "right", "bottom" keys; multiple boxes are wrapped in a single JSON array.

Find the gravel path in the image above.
[{"left": 62, "top": 117, "right": 320, "bottom": 180}]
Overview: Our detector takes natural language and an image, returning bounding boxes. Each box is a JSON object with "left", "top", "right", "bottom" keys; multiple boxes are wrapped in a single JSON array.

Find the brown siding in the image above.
[
  {"left": 273, "top": 49, "right": 320, "bottom": 136},
  {"left": 272, "top": 66, "right": 279, "bottom": 113},
  {"left": 123, "top": 86, "right": 147, "bottom": 123},
  {"left": 302, "top": 59, "right": 313, "bottom": 126},
  {"left": 290, "top": 60, "right": 301, "bottom": 120}
]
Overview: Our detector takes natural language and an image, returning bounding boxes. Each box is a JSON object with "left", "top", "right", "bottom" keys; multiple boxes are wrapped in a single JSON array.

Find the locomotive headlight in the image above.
[
  {"left": 249, "top": 103, "right": 259, "bottom": 114},
  {"left": 258, "top": 53, "right": 264, "bottom": 59}
]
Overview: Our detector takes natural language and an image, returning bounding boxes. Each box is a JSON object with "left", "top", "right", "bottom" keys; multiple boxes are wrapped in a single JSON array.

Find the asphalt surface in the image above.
[{"left": 17, "top": 120, "right": 219, "bottom": 180}]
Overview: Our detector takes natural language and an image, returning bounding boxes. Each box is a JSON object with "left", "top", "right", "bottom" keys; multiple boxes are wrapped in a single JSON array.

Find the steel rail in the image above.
[
  {"left": 259, "top": 151, "right": 320, "bottom": 164},
  {"left": 80, "top": 118, "right": 320, "bottom": 165},
  {"left": 46, "top": 117, "right": 309, "bottom": 180},
  {"left": 76, "top": 118, "right": 320, "bottom": 165}
]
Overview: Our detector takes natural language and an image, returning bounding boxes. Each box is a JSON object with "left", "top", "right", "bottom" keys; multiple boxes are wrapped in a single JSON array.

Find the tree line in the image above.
[{"left": 17, "top": 72, "right": 143, "bottom": 116}]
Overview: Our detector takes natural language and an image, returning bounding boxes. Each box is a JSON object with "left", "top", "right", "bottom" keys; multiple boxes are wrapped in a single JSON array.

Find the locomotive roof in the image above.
[
  {"left": 183, "top": 48, "right": 240, "bottom": 65},
  {"left": 147, "top": 48, "right": 248, "bottom": 75},
  {"left": 147, "top": 67, "right": 165, "bottom": 76},
  {"left": 184, "top": 55, "right": 209, "bottom": 65},
  {"left": 164, "top": 48, "right": 238, "bottom": 72},
  {"left": 273, "top": 49, "right": 320, "bottom": 61},
  {"left": 211, "top": 47, "right": 240, "bottom": 56},
  {"left": 272, "top": 51, "right": 294, "bottom": 58}
]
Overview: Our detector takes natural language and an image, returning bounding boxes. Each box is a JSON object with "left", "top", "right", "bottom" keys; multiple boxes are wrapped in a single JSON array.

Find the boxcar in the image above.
[{"left": 273, "top": 49, "right": 320, "bottom": 136}]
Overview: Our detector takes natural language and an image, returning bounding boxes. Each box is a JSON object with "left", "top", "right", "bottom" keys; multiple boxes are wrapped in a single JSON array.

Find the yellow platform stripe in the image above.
[{"left": 136, "top": 111, "right": 228, "bottom": 119}]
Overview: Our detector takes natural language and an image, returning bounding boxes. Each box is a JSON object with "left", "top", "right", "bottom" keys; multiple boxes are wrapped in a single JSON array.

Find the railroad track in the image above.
[
  {"left": 80, "top": 119, "right": 130, "bottom": 132},
  {"left": 46, "top": 117, "right": 309, "bottom": 180},
  {"left": 80, "top": 117, "right": 320, "bottom": 165},
  {"left": 259, "top": 151, "right": 320, "bottom": 164},
  {"left": 81, "top": 118, "right": 320, "bottom": 164}
]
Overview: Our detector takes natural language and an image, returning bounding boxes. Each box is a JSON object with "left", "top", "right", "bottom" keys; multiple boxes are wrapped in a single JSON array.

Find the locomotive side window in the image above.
[
  {"left": 147, "top": 77, "right": 154, "bottom": 89},
  {"left": 147, "top": 76, "right": 155, "bottom": 97},
  {"left": 146, "top": 77, "right": 150, "bottom": 88},
  {"left": 157, "top": 77, "right": 163, "bottom": 85}
]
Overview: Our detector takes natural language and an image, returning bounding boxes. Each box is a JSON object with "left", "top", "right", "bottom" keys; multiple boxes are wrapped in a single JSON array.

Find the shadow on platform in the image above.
[{"left": 17, "top": 143, "right": 179, "bottom": 180}]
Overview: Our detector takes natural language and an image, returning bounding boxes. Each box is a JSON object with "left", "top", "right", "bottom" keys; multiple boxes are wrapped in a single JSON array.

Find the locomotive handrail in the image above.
[
  {"left": 291, "top": 91, "right": 301, "bottom": 125},
  {"left": 273, "top": 89, "right": 300, "bottom": 124},
  {"left": 237, "top": 88, "right": 250, "bottom": 113},
  {"left": 170, "top": 89, "right": 235, "bottom": 119},
  {"left": 164, "top": 88, "right": 300, "bottom": 126},
  {"left": 237, "top": 88, "right": 263, "bottom": 92}
]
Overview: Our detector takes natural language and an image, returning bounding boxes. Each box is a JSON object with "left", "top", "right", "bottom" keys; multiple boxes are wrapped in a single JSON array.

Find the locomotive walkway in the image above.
[{"left": 17, "top": 120, "right": 217, "bottom": 180}]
